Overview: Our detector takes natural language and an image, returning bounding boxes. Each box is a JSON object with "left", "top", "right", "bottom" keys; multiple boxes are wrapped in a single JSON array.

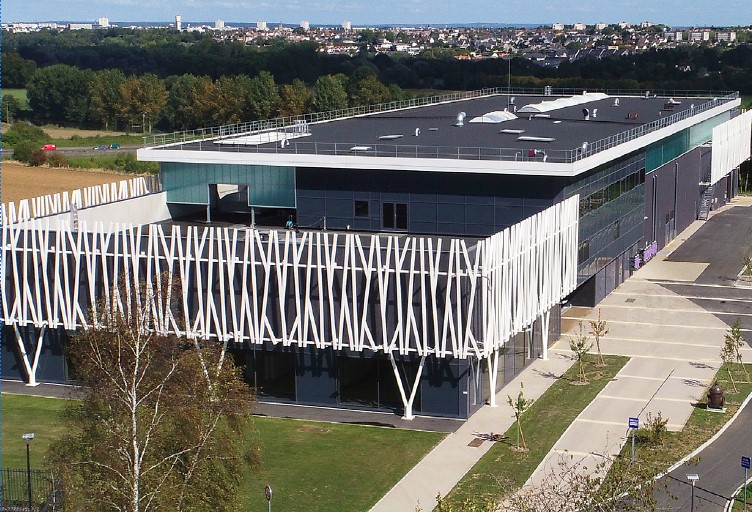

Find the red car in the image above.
[{"left": 41, "top": 144, "right": 57, "bottom": 151}]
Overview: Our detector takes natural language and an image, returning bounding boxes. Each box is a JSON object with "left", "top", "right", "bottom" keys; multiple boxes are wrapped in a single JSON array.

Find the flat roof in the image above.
[{"left": 139, "top": 90, "right": 739, "bottom": 177}]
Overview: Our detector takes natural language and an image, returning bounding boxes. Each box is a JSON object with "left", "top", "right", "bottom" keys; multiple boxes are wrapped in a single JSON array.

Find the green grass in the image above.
[
  {"left": 64, "top": 154, "right": 159, "bottom": 174},
  {"left": 1, "top": 394, "right": 68, "bottom": 469},
  {"left": 742, "top": 96, "right": 752, "bottom": 110},
  {"left": 730, "top": 482, "right": 752, "bottom": 510},
  {"left": 243, "top": 417, "right": 444, "bottom": 511},
  {"left": 623, "top": 363, "right": 752, "bottom": 470},
  {"left": 445, "top": 354, "right": 629, "bottom": 506},
  {"left": 1, "top": 394, "right": 445, "bottom": 511},
  {"left": 49, "top": 134, "right": 145, "bottom": 148},
  {"left": 3, "top": 88, "right": 29, "bottom": 108}
]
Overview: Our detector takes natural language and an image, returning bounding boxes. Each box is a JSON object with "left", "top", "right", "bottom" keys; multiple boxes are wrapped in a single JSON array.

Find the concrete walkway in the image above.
[
  {"left": 525, "top": 196, "right": 752, "bottom": 495},
  {"left": 370, "top": 351, "right": 575, "bottom": 512}
]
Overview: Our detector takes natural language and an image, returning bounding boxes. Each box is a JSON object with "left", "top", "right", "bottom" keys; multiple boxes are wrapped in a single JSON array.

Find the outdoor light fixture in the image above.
[
  {"left": 24, "top": 433, "right": 35, "bottom": 512},
  {"left": 687, "top": 473, "right": 699, "bottom": 512}
]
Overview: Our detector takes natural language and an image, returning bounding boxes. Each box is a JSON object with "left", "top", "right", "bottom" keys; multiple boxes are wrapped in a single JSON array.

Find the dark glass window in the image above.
[
  {"left": 354, "top": 200, "right": 369, "bottom": 218},
  {"left": 395, "top": 203, "right": 408, "bottom": 230},
  {"left": 578, "top": 241, "right": 590, "bottom": 261},
  {"left": 383, "top": 202, "right": 395, "bottom": 229},
  {"left": 383, "top": 202, "right": 408, "bottom": 230}
]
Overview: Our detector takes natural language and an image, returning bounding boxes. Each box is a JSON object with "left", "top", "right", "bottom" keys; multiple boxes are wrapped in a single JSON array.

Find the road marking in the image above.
[{"left": 575, "top": 418, "right": 629, "bottom": 426}]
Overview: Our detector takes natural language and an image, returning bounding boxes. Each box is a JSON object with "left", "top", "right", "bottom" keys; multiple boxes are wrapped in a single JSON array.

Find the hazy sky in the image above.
[{"left": 4, "top": 0, "right": 751, "bottom": 27}]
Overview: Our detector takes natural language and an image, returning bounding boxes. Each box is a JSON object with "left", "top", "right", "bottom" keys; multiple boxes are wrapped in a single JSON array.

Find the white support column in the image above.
[
  {"left": 487, "top": 349, "right": 500, "bottom": 407},
  {"left": 388, "top": 353, "right": 426, "bottom": 420},
  {"left": 14, "top": 325, "right": 46, "bottom": 386},
  {"left": 541, "top": 309, "right": 551, "bottom": 361}
]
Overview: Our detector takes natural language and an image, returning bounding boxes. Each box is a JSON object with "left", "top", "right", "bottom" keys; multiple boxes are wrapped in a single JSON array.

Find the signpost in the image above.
[
  {"left": 742, "top": 456, "right": 750, "bottom": 510},
  {"left": 264, "top": 484, "right": 273, "bottom": 512},
  {"left": 628, "top": 417, "right": 639, "bottom": 462}
]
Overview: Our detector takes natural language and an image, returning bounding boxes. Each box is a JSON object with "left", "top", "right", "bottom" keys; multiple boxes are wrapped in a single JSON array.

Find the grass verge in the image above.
[
  {"left": 623, "top": 363, "right": 752, "bottom": 470},
  {"left": 2, "top": 394, "right": 445, "bottom": 511},
  {"left": 445, "top": 353, "right": 629, "bottom": 506},
  {"left": 243, "top": 417, "right": 444, "bottom": 512}
]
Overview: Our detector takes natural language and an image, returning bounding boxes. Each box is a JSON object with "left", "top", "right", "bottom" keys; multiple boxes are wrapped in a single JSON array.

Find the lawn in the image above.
[
  {"left": 1, "top": 394, "right": 445, "bottom": 511},
  {"left": 741, "top": 96, "right": 752, "bottom": 110},
  {"left": 244, "top": 417, "right": 445, "bottom": 511},
  {"left": 445, "top": 354, "right": 629, "bottom": 506},
  {"left": 49, "top": 133, "right": 146, "bottom": 148},
  {"left": 1, "top": 394, "right": 69, "bottom": 469}
]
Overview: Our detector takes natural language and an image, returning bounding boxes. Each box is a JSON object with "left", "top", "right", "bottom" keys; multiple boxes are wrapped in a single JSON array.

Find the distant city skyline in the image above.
[{"left": 3, "top": 0, "right": 752, "bottom": 27}]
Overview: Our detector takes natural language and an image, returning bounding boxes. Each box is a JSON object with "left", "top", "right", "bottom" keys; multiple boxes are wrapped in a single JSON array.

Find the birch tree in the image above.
[{"left": 53, "top": 281, "right": 256, "bottom": 512}]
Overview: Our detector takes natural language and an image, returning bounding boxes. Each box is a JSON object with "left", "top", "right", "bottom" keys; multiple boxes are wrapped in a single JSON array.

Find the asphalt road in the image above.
[{"left": 652, "top": 202, "right": 752, "bottom": 510}]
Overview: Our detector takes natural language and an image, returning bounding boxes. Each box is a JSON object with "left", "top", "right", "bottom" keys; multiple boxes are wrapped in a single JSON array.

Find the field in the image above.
[
  {"left": 3, "top": 88, "right": 29, "bottom": 108},
  {"left": 1, "top": 161, "right": 127, "bottom": 204},
  {"left": 2, "top": 394, "right": 444, "bottom": 512}
]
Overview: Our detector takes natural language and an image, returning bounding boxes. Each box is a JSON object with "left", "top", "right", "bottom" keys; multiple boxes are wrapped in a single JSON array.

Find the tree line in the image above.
[
  {"left": 3, "top": 28, "right": 752, "bottom": 133},
  {"left": 6, "top": 64, "right": 410, "bottom": 133}
]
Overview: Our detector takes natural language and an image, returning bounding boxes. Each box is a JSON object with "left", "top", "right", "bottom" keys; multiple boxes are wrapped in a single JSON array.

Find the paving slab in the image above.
[
  {"left": 619, "top": 357, "right": 678, "bottom": 378},
  {"left": 600, "top": 375, "right": 666, "bottom": 397},
  {"left": 632, "top": 260, "right": 709, "bottom": 281}
]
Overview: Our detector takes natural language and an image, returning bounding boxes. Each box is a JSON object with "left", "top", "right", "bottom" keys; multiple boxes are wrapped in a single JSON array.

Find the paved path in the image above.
[
  {"left": 370, "top": 352, "right": 575, "bottom": 512},
  {"left": 525, "top": 197, "right": 752, "bottom": 496}
]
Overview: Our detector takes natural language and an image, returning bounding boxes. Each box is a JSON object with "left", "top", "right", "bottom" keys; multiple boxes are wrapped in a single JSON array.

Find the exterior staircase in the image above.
[{"left": 698, "top": 184, "right": 715, "bottom": 220}]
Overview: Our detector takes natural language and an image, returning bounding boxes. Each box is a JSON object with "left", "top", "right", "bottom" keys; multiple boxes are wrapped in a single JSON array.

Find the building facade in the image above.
[{"left": 3, "top": 88, "right": 750, "bottom": 420}]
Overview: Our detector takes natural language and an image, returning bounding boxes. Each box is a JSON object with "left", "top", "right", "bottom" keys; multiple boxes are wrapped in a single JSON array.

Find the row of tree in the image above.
[
  {"left": 4, "top": 27, "right": 752, "bottom": 94},
  {"left": 15, "top": 64, "right": 408, "bottom": 132}
]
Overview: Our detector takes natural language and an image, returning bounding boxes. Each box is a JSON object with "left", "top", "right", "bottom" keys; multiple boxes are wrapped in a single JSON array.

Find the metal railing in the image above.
[
  {"left": 142, "top": 88, "right": 738, "bottom": 164},
  {"left": 0, "top": 469, "right": 60, "bottom": 511}
]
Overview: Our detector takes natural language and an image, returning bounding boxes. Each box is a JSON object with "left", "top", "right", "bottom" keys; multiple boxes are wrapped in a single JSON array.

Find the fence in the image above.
[
  {"left": 0, "top": 469, "right": 60, "bottom": 511},
  {"left": 141, "top": 88, "right": 738, "bottom": 164}
]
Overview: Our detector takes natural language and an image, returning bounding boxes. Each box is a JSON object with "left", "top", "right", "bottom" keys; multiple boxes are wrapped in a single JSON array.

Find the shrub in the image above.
[
  {"left": 28, "top": 149, "right": 49, "bottom": 167},
  {"left": 12, "top": 140, "right": 38, "bottom": 163},
  {"left": 637, "top": 412, "right": 668, "bottom": 446},
  {"left": 47, "top": 151, "right": 68, "bottom": 168},
  {"left": 3, "top": 121, "right": 49, "bottom": 147}
]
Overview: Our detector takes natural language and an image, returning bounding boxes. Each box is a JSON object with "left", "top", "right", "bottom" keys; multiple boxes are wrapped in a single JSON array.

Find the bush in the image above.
[
  {"left": 28, "top": 149, "right": 49, "bottom": 167},
  {"left": 12, "top": 140, "right": 39, "bottom": 163},
  {"left": 47, "top": 151, "right": 68, "bottom": 168},
  {"left": 637, "top": 412, "right": 669, "bottom": 446},
  {"left": 3, "top": 121, "right": 49, "bottom": 147}
]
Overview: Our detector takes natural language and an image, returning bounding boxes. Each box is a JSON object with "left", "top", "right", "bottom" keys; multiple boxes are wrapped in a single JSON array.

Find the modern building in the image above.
[{"left": 3, "top": 88, "right": 750, "bottom": 421}]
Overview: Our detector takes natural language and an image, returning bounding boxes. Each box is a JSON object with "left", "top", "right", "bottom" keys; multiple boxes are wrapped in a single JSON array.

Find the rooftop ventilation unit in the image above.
[
  {"left": 469, "top": 111, "right": 518, "bottom": 124},
  {"left": 613, "top": 98, "right": 620, "bottom": 107},
  {"left": 518, "top": 136, "right": 555, "bottom": 142},
  {"left": 500, "top": 129, "right": 525, "bottom": 134},
  {"left": 582, "top": 108, "right": 590, "bottom": 120},
  {"left": 378, "top": 134, "right": 403, "bottom": 140},
  {"left": 592, "top": 108, "right": 598, "bottom": 118},
  {"left": 518, "top": 92, "right": 609, "bottom": 114},
  {"left": 415, "top": 128, "right": 420, "bottom": 137},
  {"left": 455, "top": 112, "right": 467, "bottom": 127}
]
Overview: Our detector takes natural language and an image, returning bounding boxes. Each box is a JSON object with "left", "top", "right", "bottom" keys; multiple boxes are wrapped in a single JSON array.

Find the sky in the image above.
[{"left": 3, "top": 0, "right": 752, "bottom": 27}]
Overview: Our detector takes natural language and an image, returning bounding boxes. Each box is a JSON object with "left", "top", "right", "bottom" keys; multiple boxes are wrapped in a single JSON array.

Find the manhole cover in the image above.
[
  {"left": 468, "top": 438, "right": 485, "bottom": 447},
  {"left": 625, "top": 298, "right": 636, "bottom": 303}
]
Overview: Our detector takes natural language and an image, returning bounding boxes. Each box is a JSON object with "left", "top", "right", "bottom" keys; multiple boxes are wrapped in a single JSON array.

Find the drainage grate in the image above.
[
  {"left": 625, "top": 298, "right": 636, "bottom": 303},
  {"left": 467, "top": 438, "right": 485, "bottom": 447}
]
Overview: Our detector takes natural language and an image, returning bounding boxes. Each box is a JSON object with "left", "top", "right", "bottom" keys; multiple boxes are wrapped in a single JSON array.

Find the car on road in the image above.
[
  {"left": 94, "top": 145, "right": 108, "bottom": 150},
  {"left": 109, "top": 143, "right": 121, "bottom": 149},
  {"left": 41, "top": 144, "right": 57, "bottom": 151}
]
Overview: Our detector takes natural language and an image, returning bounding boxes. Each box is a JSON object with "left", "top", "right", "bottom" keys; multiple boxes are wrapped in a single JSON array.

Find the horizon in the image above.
[{"left": 3, "top": 0, "right": 751, "bottom": 28}]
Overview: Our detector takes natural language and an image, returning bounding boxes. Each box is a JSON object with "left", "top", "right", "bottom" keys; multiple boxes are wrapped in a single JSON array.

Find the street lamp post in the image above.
[
  {"left": 23, "top": 433, "right": 35, "bottom": 512},
  {"left": 687, "top": 473, "right": 699, "bottom": 512}
]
